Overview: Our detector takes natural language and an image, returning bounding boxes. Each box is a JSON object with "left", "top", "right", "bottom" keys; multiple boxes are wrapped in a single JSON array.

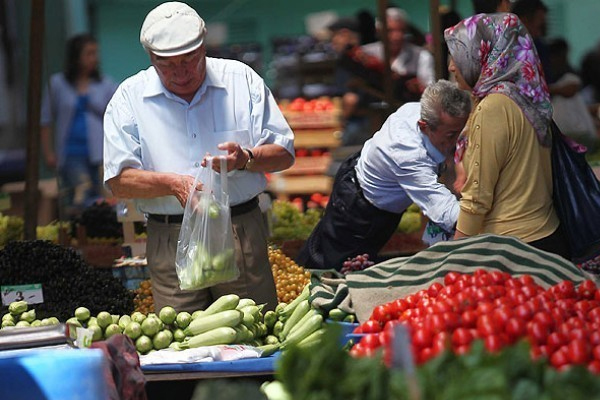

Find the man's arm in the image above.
[
  {"left": 205, "top": 142, "right": 294, "bottom": 173},
  {"left": 107, "top": 168, "right": 200, "bottom": 208}
]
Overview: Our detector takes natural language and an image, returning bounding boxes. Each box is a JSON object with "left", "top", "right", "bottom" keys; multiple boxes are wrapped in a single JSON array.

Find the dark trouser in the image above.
[
  {"left": 296, "top": 152, "right": 402, "bottom": 270},
  {"left": 146, "top": 202, "right": 277, "bottom": 313},
  {"left": 528, "top": 223, "right": 571, "bottom": 261}
]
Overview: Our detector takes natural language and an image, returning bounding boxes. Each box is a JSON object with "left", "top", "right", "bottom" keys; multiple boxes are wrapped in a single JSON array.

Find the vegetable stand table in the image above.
[{"left": 142, "top": 352, "right": 279, "bottom": 381}]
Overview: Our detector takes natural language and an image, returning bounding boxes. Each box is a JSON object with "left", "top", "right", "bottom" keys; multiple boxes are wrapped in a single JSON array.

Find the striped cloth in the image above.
[{"left": 310, "top": 234, "right": 591, "bottom": 323}]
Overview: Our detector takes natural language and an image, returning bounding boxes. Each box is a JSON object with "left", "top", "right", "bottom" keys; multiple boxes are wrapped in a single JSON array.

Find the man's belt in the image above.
[{"left": 148, "top": 196, "right": 259, "bottom": 224}]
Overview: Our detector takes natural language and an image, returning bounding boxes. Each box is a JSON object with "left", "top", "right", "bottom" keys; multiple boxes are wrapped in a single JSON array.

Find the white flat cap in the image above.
[{"left": 140, "top": 2, "right": 206, "bottom": 57}]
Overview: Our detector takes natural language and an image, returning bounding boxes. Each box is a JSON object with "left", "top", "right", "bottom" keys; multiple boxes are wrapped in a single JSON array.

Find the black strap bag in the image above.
[{"left": 551, "top": 121, "right": 600, "bottom": 270}]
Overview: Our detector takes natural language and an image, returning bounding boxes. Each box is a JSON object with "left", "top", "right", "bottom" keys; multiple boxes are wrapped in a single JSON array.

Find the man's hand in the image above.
[
  {"left": 173, "top": 174, "right": 202, "bottom": 207},
  {"left": 202, "top": 142, "right": 248, "bottom": 172}
]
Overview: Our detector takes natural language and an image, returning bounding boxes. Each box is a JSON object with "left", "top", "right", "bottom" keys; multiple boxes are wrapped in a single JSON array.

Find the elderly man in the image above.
[
  {"left": 103, "top": 2, "right": 295, "bottom": 312},
  {"left": 296, "top": 80, "right": 471, "bottom": 270}
]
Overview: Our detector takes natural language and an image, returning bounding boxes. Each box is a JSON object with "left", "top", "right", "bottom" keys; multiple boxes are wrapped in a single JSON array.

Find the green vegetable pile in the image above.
[
  {"left": 270, "top": 200, "right": 322, "bottom": 242},
  {"left": 272, "top": 325, "right": 600, "bottom": 400}
]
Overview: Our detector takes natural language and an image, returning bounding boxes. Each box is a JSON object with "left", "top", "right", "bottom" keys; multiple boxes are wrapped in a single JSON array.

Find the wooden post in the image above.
[
  {"left": 377, "top": 0, "right": 394, "bottom": 112},
  {"left": 24, "top": 0, "right": 45, "bottom": 240},
  {"left": 429, "top": 0, "right": 444, "bottom": 80}
]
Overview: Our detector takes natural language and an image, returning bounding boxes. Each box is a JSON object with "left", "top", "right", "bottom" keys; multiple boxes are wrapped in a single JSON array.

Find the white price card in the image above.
[{"left": 1, "top": 284, "right": 44, "bottom": 306}]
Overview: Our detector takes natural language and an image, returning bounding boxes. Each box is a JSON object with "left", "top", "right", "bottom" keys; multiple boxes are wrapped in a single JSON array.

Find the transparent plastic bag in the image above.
[{"left": 176, "top": 157, "right": 239, "bottom": 290}]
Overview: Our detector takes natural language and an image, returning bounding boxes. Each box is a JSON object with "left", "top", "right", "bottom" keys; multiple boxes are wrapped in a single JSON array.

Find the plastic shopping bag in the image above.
[{"left": 175, "top": 157, "right": 239, "bottom": 290}]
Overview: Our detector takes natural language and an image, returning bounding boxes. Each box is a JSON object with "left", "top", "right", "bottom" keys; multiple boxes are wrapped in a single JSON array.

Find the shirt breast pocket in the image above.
[{"left": 212, "top": 129, "right": 252, "bottom": 150}]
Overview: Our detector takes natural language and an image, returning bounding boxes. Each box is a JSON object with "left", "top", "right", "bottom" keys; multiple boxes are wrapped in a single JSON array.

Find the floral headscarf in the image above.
[{"left": 444, "top": 13, "right": 552, "bottom": 147}]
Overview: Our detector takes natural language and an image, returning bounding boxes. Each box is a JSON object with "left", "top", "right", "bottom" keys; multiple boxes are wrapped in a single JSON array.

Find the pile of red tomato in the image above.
[{"left": 351, "top": 269, "right": 600, "bottom": 373}]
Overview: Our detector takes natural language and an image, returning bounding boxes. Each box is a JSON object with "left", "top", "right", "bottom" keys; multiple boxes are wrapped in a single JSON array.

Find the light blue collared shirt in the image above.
[
  {"left": 355, "top": 102, "right": 459, "bottom": 233},
  {"left": 103, "top": 58, "right": 295, "bottom": 214}
]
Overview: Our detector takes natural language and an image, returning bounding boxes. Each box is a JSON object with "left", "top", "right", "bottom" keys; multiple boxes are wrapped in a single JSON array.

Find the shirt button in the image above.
[
  {"left": 477, "top": 106, "right": 482, "bottom": 111},
  {"left": 474, "top": 180, "right": 479, "bottom": 185},
  {"left": 476, "top": 144, "right": 480, "bottom": 148},
  {"left": 192, "top": 133, "right": 197, "bottom": 138},
  {"left": 475, "top": 125, "right": 480, "bottom": 129},
  {"left": 475, "top": 161, "right": 479, "bottom": 166},
  {"left": 194, "top": 162, "right": 199, "bottom": 167}
]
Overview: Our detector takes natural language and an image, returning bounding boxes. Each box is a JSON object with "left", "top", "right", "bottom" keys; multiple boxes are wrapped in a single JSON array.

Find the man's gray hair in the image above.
[
  {"left": 375, "top": 8, "right": 409, "bottom": 29},
  {"left": 420, "top": 80, "right": 471, "bottom": 130}
]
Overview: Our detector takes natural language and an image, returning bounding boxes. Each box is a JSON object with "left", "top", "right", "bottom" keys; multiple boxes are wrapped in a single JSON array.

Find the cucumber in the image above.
[
  {"left": 257, "top": 343, "right": 280, "bottom": 357},
  {"left": 203, "top": 294, "right": 240, "bottom": 315},
  {"left": 236, "top": 298, "right": 256, "bottom": 309},
  {"left": 279, "top": 285, "right": 309, "bottom": 320},
  {"left": 279, "top": 300, "right": 310, "bottom": 341},
  {"left": 183, "top": 309, "right": 243, "bottom": 336},
  {"left": 182, "top": 326, "right": 238, "bottom": 348},
  {"left": 327, "top": 308, "right": 347, "bottom": 321},
  {"left": 283, "top": 313, "right": 323, "bottom": 347}
]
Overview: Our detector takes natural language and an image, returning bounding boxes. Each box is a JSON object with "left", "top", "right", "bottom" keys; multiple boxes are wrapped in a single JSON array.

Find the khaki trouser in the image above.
[{"left": 145, "top": 206, "right": 277, "bottom": 314}]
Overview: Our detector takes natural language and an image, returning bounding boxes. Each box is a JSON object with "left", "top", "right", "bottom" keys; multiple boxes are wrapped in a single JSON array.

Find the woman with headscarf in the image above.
[{"left": 444, "top": 13, "right": 570, "bottom": 259}]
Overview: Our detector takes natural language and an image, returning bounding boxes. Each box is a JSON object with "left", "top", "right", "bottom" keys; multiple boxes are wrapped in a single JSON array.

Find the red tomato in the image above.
[
  {"left": 460, "top": 310, "right": 478, "bottom": 328},
  {"left": 477, "top": 314, "right": 500, "bottom": 337},
  {"left": 568, "top": 328, "right": 588, "bottom": 341},
  {"left": 527, "top": 320, "right": 550, "bottom": 345},
  {"left": 516, "top": 274, "right": 533, "bottom": 286},
  {"left": 452, "top": 327, "right": 474, "bottom": 347},
  {"left": 371, "top": 304, "right": 393, "bottom": 324},
  {"left": 593, "top": 344, "right": 600, "bottom": 361},
  {"left": 419, "top": 347, "right": 435, "bottom": 364},
  {"left": 360, "top": 320, "right": 382, "bottom": 334},
  {"left": 440, "top": 284, "right": 459, "bottom": 298},
  {"left": 390, "top": 298, "right": 409, "bottom": 317},
  {"left": 568, "top": 339, "right": 591, "bottom": 365},
  {"left": 432, "top": 331, "right": 450, "bottom": 354},
  {"left": 532, "top": 311, "right": 554, "bottom": 329},
  {"left": 505, "top": 317, "right": 526, "bottom": 341},
  {"left": 546, "top": 332, "right": 566, "bottom": 353},
  {"left": 484, "top": 334, "right": 505, "bottom": 353},
  {"left": 492, "top": 307, "right": 512, "bottom": 326},
  {"left": 577, "top": 279, "right": 597, "bottom": 299},
  {"left": 427, "top": 282, "right": 443, "bottom": 298},
  {"left": 553, "top": 280, "right": 576, "bottom": 299},
  {"left": 588, "top": 307, "right": 600, "bottom": 323},
  {"left": 588, "top": 360, "right": 600, "bottom": 374},
  {"left": 550, "top": 347, "right": 570, "bottom": 369},
  {"left": 361, "top": 333, "right": 381, "bottom": 349},
  {"left": 412, "top": 327, "right": 433, "bottom": 349},
  {"left": 442, "top": 312, "right": 460, "bottom": 331},
  {"left": 424, "top": 314, "right": 446, "bottom": 334},
  {"left": 530, "top": 345, "right": 543, "bottom": 360},
  {"left": 378, "top": 329, "right": 392, "bottom": 346},
  {"left": 514, "top": 304, "right": 534, "bottom": 321},
  {"left": 444, "top": 271, "right": 461, "bottom": 286},
  {"left": 590, "top": 331, "right": 600, "bottom": 346},
  {"left": 489, "top": 270, "right": 507, "bottom": 284}
]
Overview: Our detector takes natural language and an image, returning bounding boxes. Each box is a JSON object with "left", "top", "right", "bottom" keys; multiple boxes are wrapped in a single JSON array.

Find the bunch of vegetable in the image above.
[
  {"left": 270, "top": 200, "right": 321, "bottom": 241},
  {"left": 352, "top": 270, "right": 600, "bottom": 374},
  {"left": 268, "top": 246, "right": 311, "bottom": 303},
  {"left": 0, "top": 240, "right": 134, "bottom": 320},
  {"left": 267, "top": 325, "right": 600, "bottom": 400}
]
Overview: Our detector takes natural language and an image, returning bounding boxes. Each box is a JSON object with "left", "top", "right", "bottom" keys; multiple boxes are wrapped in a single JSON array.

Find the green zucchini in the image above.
[
  {"left": 203, "top": 294, "right": 240, "bottom": 315},
  {"left": 183, "top": 309, "right": 243, "bottom": 336},
  {"left": 279, "top": 299, "right": 310, "bottom": 341},
  {"left": 182, "top": 326, "right": 238, "bottom": 348}
]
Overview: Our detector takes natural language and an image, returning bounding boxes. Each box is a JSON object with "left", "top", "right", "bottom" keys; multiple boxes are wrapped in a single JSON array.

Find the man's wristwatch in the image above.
[{"left": 239, "top": 148, "right": 255, "bottom": 171}]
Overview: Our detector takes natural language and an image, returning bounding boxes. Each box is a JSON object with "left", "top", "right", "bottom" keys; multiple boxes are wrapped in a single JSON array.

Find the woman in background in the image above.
[
  {"left": 41, "top": 33, "right": 117, "bottom": 218},
  {"left": 445, "top": 13, "right": 570, "bottom": 259}
]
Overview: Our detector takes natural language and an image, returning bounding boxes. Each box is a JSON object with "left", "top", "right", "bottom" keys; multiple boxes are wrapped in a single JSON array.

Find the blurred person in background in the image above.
[
  {"left": 361, "top": 7, "right": 435, "bottom": 102},
  {"left": 445, "top": 13, "right": 570, "bottom": 259},
  {"left": 472, "top": 0, "right": 511, "bottom": 14},
  {"left": 548, "top": 37, "right": 598, "bottom": 150},
  {"left": 41, "top": 34, "right": 117, "bottom": 218},
  {"left": 327, "top": 17, "right": 373, "bottom": 147}
]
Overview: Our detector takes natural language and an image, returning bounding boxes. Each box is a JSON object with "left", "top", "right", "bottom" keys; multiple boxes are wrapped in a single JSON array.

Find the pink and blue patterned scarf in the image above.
[{"left": 445, "top": 13, "right": 552, "bottom": 149}]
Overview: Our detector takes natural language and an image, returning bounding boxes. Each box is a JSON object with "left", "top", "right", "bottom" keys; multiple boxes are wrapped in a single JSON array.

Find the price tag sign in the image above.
[{"left": 1, "top": 284, "right": 44, "bottom": 306}]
